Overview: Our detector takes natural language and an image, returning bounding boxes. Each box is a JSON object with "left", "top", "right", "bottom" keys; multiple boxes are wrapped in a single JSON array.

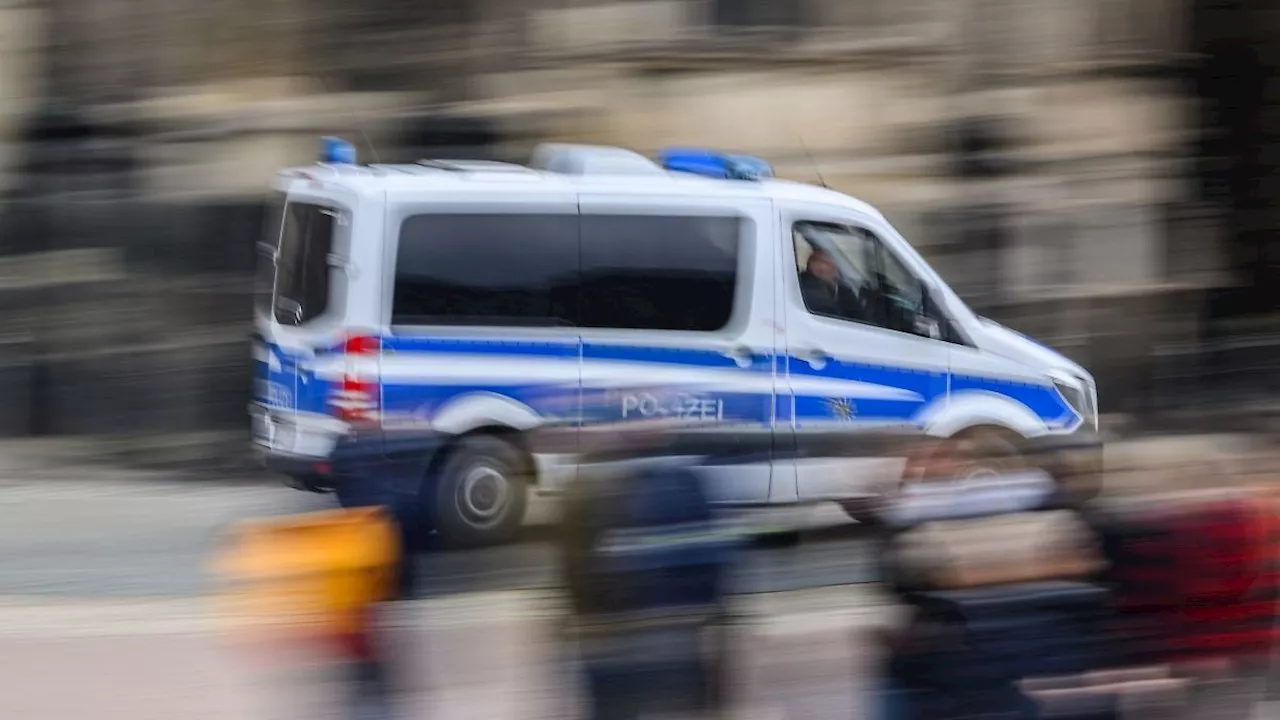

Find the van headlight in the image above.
[{"left": 1054, "top": 377, "right": 1097, "bottom": 429}]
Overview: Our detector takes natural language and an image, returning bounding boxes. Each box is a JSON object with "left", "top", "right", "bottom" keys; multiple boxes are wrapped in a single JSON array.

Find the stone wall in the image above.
[
  {"left": 0, "top": 195, "right": 263, "bottom": 437},
  {"left": 0, "top": 90, "right": 524, "bottom": 440},
  {"left": 0, "top": 0, "right": 1267, "bottom": 438}
]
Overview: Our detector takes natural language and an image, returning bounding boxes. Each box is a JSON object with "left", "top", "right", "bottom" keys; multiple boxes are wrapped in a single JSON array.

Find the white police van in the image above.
[{"left": 252, "top": 138, "right": 1098, "bottom": 546}]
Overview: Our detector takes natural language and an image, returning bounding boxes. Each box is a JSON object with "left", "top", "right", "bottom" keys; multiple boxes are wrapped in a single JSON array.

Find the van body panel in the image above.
[
  {"left": 972, "top": 318, "right": 1093, "bottom": 388},
  {"left": 577, "top": 192, "right": 776, "bottom": 503},
  {"left": 377, "top": 190, "right": 583, "bottom": 490},
  {"left": 919, "top": 391, "right": 1056, "bottom": 439},
  {"left": 776, "top": 202, "right": 950, "bottom": 499},
  {"left": 377, "top": 335, "right": 581, "bottom": 431}
]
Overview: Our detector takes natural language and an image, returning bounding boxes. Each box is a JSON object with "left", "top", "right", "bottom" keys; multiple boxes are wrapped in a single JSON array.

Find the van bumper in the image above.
[
  {"left": 261, "top": 449, "right": 329, "bottom": 478},
  {"left": 1026, "top": 427, "right": 1106, "bottom": 457},
  {"left": 254, "top": 447, "right": 336, "bottom": 491},
  {"left": 1024, "top": 427, "right": 1108, "bottom": 482},
  {"left": 250, "top": 403, "right": 347, "bottom": 490}
]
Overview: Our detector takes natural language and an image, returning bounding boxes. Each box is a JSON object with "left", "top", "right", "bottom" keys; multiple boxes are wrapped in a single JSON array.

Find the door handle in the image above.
[
  {"left": 719, "top": 344, "right": 753, "bottom": 368},
  {"left": 275, "top": 298, "right": 303, "bottom": 326},
  {"left": 796, "top": 347, "right": 829, "bottom": 369}
]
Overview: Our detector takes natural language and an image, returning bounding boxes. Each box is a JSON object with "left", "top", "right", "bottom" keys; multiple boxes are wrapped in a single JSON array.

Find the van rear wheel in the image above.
[{"left": 434, "top": 435, "right": 529, "bottom": 548}]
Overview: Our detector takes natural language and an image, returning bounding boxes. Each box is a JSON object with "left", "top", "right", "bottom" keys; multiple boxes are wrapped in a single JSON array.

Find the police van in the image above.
[{"left": 252, "top": 139, "right": 1099, "bottom": 546}]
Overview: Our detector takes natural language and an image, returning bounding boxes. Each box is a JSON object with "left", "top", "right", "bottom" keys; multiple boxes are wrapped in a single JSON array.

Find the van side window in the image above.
[
  {"left": 273, "top": 202, "right": 337, "bottom": 326},
  {"left": 255, "top": 193, "right": 286, "bottom": 318},
  {"left": 579, "top": 215, "right": 740, "bottom": 332},
  {"left": 793, "top": 221, "right": 937, "bottom": 339},
  {"left": 393, "top": 213, "right": 578, "bottom": 327},
  {"left": 793, "top": 222, "right": 877, "bottom": 325}
]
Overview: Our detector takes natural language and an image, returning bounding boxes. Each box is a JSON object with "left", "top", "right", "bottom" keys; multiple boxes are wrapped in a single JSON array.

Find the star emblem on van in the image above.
[{"left": 826, "top": 397, "right": 856, "bottom": 421}]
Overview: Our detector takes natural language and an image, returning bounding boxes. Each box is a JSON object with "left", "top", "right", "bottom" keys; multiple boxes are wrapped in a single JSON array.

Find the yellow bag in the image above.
[{"left": 214, "top": 507, "right": 399, "bottom": 644}]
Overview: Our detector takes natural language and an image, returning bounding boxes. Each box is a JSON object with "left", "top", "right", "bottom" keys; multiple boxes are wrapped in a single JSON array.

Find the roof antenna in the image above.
[
  {"left": 793, "top": 130, "right": 827, "bottom": 189},
  {"left": 317, "top": 76, "right": 382, "bottom": 164}
]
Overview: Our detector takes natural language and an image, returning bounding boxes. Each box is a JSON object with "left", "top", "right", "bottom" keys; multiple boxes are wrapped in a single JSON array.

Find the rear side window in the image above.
[
  {"left": 579, "top": 215, "right": 740, "bottom": 332},
  {"left": 393, "top": 214, "right": 578, "bottom": 326},
  {"left": 273, "top": 202, "right": 337, "bottom": 326}
]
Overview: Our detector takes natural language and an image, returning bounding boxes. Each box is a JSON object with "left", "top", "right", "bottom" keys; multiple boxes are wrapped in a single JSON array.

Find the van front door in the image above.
[
  {"left": 781, "top": 213, "right": 950, "bottom": 501},
  {"left": 576, "top": 195, "right": 776, "bottom": 504}
]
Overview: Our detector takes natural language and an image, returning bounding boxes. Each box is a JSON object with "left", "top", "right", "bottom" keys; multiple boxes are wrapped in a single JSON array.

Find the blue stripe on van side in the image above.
[{"left": 371, "top": 338, "right": 1074, "bottom": 431}]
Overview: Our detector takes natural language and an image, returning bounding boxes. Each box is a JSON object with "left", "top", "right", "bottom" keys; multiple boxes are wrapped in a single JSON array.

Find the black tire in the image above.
[
  {"left": 949, "top": 429, "right": 1026, "bottom": 481},
  {"left": 839, "top": 497, "right": 886, "bottom": 527},
  {"left": 434, "top": 434, "right": 529, "bottom": 548},
  {"left": 750, "top": 527, "right": 802, "bottom": 548},
  {"left": 847, "top": 430, "right": 1026, "bottom": 526}
]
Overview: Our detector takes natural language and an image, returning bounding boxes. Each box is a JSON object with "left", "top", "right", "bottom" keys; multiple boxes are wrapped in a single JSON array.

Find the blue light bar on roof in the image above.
[
  {"left": 658, "top": 148, "right": 773, "bottom": 181},
  {"left": 320, "top": 136, "right": 357, "bottom": 164}
]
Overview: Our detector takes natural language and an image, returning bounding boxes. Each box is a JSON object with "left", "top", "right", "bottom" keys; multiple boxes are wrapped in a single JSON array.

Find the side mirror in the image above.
[
  {"left": 915, "top": 285, "right": 941, "bottom": 339},
  {"left": 915, "top": 316, "right": 942, "bottom": 340}
]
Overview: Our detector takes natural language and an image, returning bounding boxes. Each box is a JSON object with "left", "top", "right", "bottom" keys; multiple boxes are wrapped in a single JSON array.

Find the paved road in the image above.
[
  {"left": 0, "top": 430, "right": 1248, "bottom": 599},
  {"left": 0, "top": 584, "right": 897, "bottom": 720},
  {"left": 0, "top": 464, "right": 877, "bottom": 598},
  {"left": 413, "top": 519, "right": 877, "bottom": 598},
  {"left": 0, "top": 435, "right": 1272, "bottom": 720}
]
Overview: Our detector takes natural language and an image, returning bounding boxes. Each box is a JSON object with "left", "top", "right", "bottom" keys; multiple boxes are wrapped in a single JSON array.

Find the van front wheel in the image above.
[{"left": 434, "top": 435, "right": 529, "bottom": 548}]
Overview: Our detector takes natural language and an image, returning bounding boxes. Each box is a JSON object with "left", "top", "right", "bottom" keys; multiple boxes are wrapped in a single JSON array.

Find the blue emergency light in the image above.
[
  {"left": 320, "top": 136, "right": 357, "bottom": 164},
  {"left": 658, "top": 147, "right": 773, "bottom": 181}
]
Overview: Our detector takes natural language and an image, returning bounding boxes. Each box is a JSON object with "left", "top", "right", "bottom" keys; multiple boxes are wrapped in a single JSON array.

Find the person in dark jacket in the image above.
[
  {"left": 559, "top": 423, "right": 739, "bottom": 720},
  {"left": 798, "top": 248, "right": 868, "bottom": 322}
]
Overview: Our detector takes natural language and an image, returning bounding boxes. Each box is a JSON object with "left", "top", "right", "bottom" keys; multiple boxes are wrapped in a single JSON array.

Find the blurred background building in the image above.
[{"left": 0, "top": 0, "right": 1275, "bottom": 450}]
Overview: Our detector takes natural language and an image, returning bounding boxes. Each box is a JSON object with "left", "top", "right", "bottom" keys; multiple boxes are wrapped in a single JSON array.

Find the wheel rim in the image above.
[
  {"left": 959, "top": 464, "right": 1004, "bottom": 482},
  {"left": 456, "top": 463, "right": 512, "bottom": 529}
]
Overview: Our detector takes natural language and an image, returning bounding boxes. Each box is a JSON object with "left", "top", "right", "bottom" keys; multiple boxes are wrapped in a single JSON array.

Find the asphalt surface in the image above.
[
  {"left": 0, "top": 469, "right": 878, "bottom": 598},
  {"left": 0, "top": 431, "right": 1253, "bottom": 599},
  {"left": 412, "top": 520, "right": 878, "bottom": 598}
]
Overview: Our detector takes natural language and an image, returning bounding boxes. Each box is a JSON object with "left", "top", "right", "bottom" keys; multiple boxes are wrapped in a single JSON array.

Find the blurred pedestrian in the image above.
[
  {"left": 558, "top": 419, "right": 740, "bottom": 720},
  {"left": 327, "top": 428, "right": 450, "bottom": 720},
  {"left": 873, "top": 433, "right": 1111, "bottom": 720}
]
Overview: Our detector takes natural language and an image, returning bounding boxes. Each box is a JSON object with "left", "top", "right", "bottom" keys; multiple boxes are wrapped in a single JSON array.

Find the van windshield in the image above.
[{"left": 271, "top": 201, "right": 337, "bottom": 326}]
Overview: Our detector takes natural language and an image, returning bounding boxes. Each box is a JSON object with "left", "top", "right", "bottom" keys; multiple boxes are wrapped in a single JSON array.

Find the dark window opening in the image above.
[
  {"left": 579, "top": 215, "right": 741, "bottom": 332},
  {"left": 392, "top": 212, "right": 742, "bottom": 332},
  {"left": 272, "top": 202, "right": 337, "bottom": 326},
  {"left": 393, "top": 213, "right": 578, "bottom": 327}
]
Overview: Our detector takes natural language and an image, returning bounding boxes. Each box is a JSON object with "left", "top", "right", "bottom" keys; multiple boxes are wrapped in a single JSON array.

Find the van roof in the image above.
[{"left": 277, "top": 157, "right": 885, "bottom": 221}]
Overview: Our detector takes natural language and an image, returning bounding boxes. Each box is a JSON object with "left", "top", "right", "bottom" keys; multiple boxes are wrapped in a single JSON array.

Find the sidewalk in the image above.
[
  {"left": 0, "top": 431, "right": 1276, "bottom": 719},
  {"left": 0, "top": 586, "right": 896, "bottom": 720}
]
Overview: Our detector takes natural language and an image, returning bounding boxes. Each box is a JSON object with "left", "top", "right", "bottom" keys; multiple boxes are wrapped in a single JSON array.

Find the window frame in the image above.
[
  {"left": 254, "top": 191, "right": 287, "bottom": 321},
  {"left": 789, "top": 218, "right": 966, "bottom": 345},
  {"left": 269, "top": 198, "right": 346, "bottom": 328}
]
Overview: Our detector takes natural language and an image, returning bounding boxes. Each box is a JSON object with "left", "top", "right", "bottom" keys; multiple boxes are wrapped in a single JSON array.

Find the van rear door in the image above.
[
  {"left": 252, "top": 192, "right": 291, "bottom": 444},
  {"left": 252, "top": 189, "right": 355, "bottom": 460}
]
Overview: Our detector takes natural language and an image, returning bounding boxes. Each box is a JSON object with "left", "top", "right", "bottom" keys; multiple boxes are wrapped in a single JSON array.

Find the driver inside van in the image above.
[{"left": 799, "top": 248, "right": 868, "bottom": 323}]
